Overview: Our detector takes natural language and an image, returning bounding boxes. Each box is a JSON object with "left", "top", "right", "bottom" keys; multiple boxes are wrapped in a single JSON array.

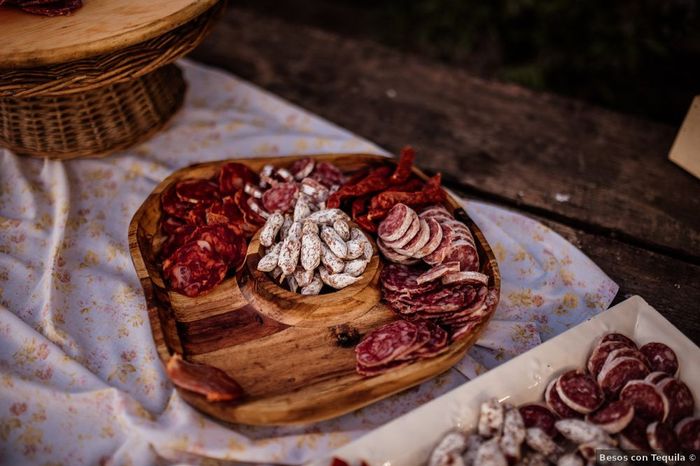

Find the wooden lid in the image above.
[{"left": 0, "top": 0, "right": 218, "bottom": 68}]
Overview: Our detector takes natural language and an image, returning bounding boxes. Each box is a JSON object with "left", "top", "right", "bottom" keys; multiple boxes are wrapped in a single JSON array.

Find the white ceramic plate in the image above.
[{"left": 312, "top": 296, "right": 699, "bottom": 466}]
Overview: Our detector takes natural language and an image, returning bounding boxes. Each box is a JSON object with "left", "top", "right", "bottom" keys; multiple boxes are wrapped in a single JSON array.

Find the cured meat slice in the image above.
[
  {"left": 620, "top": 380, "right": 669, "bottom": 422},
  {"left": 394, "top": 219, "right": 430, "bottom": 256},
  {"left": 556, "top": 370, "right": 604, "bottom": 414},
  {"left": 416, "top": 261, "right": 461, "bottom": 285},
  {"left": 160, "top": 224, "right": 196, "bottom": 259},
  {"left": 355, "top": 320, "right": 418, "bottom": 368},
  {"left": 545, "top": 378, "right": 580, "bottom": 419},
  {"left": 597, "top": 356, "right": 649, "bottom": 396},
  {"left": 378, "top": 204, "right": 416, "bottom": 242},
  {"left": 162, "top": 240, "right": 227, "bottom": 297},
  {"left": 176, "top": 179, "right": 220, "bottom": 204},
  {"left": 646, "top": 421, "right": 679, "bottom": 452},
  {"left": 290, "top": 157, "right": 316, "bottom": 180},
  {"left": 380, "top": 263, "right": 439, "bottom": 295},
  {"left": 377, "top": 238, "right": 420, "bottom": 265},
  {"left": 262, "top": 182, "right": 298, "bottom": 213},
  {"left": 645, "top": 371, "right": 670, "bottom": 385},
  {"left": 188, "top": 224, "right": 244, "bottom": 267},
  {"left": 161, "top": 183, "right": 192, "bottom": 220},
  {"left": 161, "top": 216, "right": 186, "bottom": 235},
  {"left": 413, "top": 217, "right": 443, "bottom": 258},
  {"left": 586, "top": 341, "right": 630, "bottom": 376},
  {"left": 519, "top": 403, "right": 559, "bottom": 437},
  {"left": 423, "top": 222, "right": 454, "bottom": 265},
  {"left": 356, "top": 359, "right": 411, "bottom": 376},
  {"left": 619, "top": 416, "right": 651, "bottom": 451},
  {"left": 420, "top": 204, "right": 451, "bottom": 218},
  {"left": 443, "top": 239, "right": 479, "bottom": 271},
  {"left": 397, "top": 321, "right": 433, "bottom": 360},
  {"left": 234, "top": 190, "right": 266, "bottom": 226},
  {"left": 675, "top": 417, "right": 700, "bottom": 452},
  {"left": 442, "top": 271, "right": 489, "bottom": 286},
  {"left": 383, "top": 212, "right": 421, "bottom": 249},
  {"left": 640, "top": 342, "right": 679, "bottom": 376},
  {"left": 413, "top": 324, "right": 449, "bottom": 358},
  {"left": 585, "top": 400, "right": 634, "bottom": 433},
  {"left": 657, "top": 378, "right": 695, "bottom": 423},
  {"left": 166, "top": 354, "right": 243, "bottom": 402},
  {"left": 599, "top": 333, "right": 637, "bottom": 349},
  {"left": 385, "top": 285, "right": 477, "bottom": 314},
  {"left": 602, "top": 347, "right": 649, "bottom": 371},
  {"left": 219, "top": 162, "right": 258, "bottom": 195},
  {"left": 311, "top": 161, "right": 346, "bottom": 188}
]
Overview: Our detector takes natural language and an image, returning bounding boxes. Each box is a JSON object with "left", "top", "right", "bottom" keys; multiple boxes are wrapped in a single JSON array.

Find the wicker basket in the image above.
[{"left": 0, "top": 1, "right": 224, "bottom": 160}]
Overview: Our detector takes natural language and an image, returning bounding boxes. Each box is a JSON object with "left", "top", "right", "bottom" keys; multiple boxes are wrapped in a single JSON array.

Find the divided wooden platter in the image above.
[{"left": 128, "top": 153, "right": 501, "bottom": 425}]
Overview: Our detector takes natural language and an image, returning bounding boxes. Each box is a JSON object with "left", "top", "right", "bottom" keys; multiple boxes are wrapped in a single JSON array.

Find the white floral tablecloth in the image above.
[{"left": 0, "top": 60, "right": 618, "bottom": 466}]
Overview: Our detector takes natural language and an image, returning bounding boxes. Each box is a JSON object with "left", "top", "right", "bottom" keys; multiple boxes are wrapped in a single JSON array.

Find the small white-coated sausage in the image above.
[
  {"left": 259, "top": 212, "right": 284, "bottom": 247},
  {"left": 307, "top": 208, "right": 350, "bottom": 224},
  {"left": 301, "top": 232, "right": 322, "bottom": 271},
  {"left": 555, "top": 419, "right": 615, "bottom": 445},
  {"left": 500, "top": 407, "right": 526, "bottom": 461},
  {"left": 320, "top": 244, "right": 345, "bottom": 273},
  {"left": 345, "top": 239, "right": 364, "bottom": 260},
  {"left": 293, "top": 196, "right": 312, "bottom": 221},
  {"left": 257, "top": 243, "right": 281, "bottom": 272},
  {"left": 344, "top": 257, "right": 369, "bottom": 277},
  {"left": 279, "top": 214, "right": 293, "bottom": 240},
  {"left": 278, "top": 222, "right": 302, "bottom": 275},
  {"left": 293, "top": 267, "right": 314, "bottom": 287},
  {"left": 300, "top": 273, "right": 323, "bottom": 295},
  {"left": 321, "top": 225, "right": 347, "bottom": 258},
  {"left": 478, "top": 399, "right": 505, "bottom": 438},
  {"left": 333, "top": 219, "right": 350, "bottom": 241},
  {"left": 557, "top": 452, "right": 584, "bottom": 466},
  {"left": 318, "top": 266, "right": 361, "bottom": 289},
  {"left": 428, "top": 430, "right": 467, "bottom": 466},
  {"left": 474, "top": 438, "right": 507, "bottom": 466},
  {"left": 525, "top": 428, "right": 560, "bottom": 457}
]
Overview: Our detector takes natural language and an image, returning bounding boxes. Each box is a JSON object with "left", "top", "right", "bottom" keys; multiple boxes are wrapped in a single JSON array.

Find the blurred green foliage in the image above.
[
  {"left": 371, "top": 0, "right": 699, "bottom": 124},
  {"left": 241, "top": 0, "right": 700, "bottom": 124}
]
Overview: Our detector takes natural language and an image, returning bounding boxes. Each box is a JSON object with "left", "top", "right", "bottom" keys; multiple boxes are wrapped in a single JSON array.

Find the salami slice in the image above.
[
  {"left": 290, "top": 158, "right": 316, "bottom": 180},
  {"left": 620, "top": 380, "right": 669, "bottom": 422},
  {"left": 545, "top": 378, "right": 581, "bottom": 419},
  {"left": 675, "top": 417, "right": 700, "bottom": 452},
  {"left": 416, "top": 261, "right": 461, "bottom": 285},
  {"left": 597, "top": 356, "right": 649, "bottom": 396},
  {"left": 162, "top": 240, "right": 227, "bottom": 297},
  {"left": 519, "top": 403, "right": 559, "bottom": 438},
  {"left": 378, "top": 204, "right": 416, "bottom": 242},
  {"left": 657, "top": 378, "right": 695, "bottom": 423},
  {"left": 585, "top": 400, "right": 634, "bottom": 433},
  {"left": 188, "top": 224, "right": 243, "bottom": 266},
  {"left": 413, "top": 217, "right": 443, "bottom": 258},
  {"left": 385, "top": 285, "right": 478, "bottom": 314},
  {"left": 166, "top": 354, "right": 243, "bottom": 402},
  {"left": 161, "top": 215, "right": 186, "bottom": 235},
  {"left": 413, "top": 324, "right": 449, "bottom": 358},
  {"left": 647, "top": 421, "right": 680, "bottom": 453},
  {"left": 645, "top": 371, "right": 670, "bottom": 385},
  {"left": 441, "top": 271, "right": 489, "bottom": 286},
  {"left": 423, "top": 221, "right": 454, "bottom": 265},
  {"left": 640, "top": 342, "right": 679, "bottom": 376},
  {"left": 176, "top": 179, "right": 220, "bottom": 204},
  {"left": 394, "top": 219, "right": 430, "bottom": 256},
  {"left": 161, "top": 183, "right": 192, "bottom": 220},
  {"left": 599, "top": 333, "right": 637, "bottom": 349},
  {"left": 311, "top": 161, "right": 345, "bottom": 188},
  {"left": 377, "top": 238, "right": 420, "bottom": 265},
  {"left": 420, "top": 205, "right": 452, "bottom": 218},
  {"left": 602, "top": 347, "right": 649, "bottom": 371},
  {"left": 355, "top": 320, "right": 418, "bottom": 368},
  {"left": 160, "top": 224, "right": 196, "bottom": 259},
  {"left": 356, "top": 359, "right": 411, "bottom": 376},
  {"left": 262, "top": 182, "right": 298, "bottom": 213},
  {"left": 380, "top": 263, "right": 439, "bottom": 295},
  {"left": 619, "top": 416, "right": 651, "bottom": 451},
  {"left": 556, "top": 370, "right": 604, "bottom": 414},
  {"left": 234, "top": 190, "right": 266, "bottom": 227},
  {"left": 383, "top": 213, "right": 421, "bottom": 249},
  {"left": 443, "top": 239, "right": 480, "bottom": 271},
  {"left": 219, "top": 162, "right": 258, "bottom": 195},
  {"left": 587, "top": 341, "right": 630, "bottom": 377},
  {"left": 397, "top": 321, "right": 433, "bottom": 360}
]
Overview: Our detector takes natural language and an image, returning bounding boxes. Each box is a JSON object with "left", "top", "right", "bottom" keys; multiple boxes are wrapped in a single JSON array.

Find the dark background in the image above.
[{"left": 238, "top": 0, "right": 699, "bottom": 125}]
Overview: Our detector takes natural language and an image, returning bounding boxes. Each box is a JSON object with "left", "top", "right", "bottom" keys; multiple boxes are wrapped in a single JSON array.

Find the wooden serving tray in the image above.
[{"left": 128, "top": 154, "right": 501, "bottom": 425}]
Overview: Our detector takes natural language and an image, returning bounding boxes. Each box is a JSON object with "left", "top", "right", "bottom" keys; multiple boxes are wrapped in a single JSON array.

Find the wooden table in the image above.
[{"left": 190, "top": 7, "right": 700, "bottom": 342}]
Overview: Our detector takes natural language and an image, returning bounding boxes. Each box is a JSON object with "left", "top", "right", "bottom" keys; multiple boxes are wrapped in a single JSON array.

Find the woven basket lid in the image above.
[{"left": 0, "top": 0, "right": 218, "bottom": 68}]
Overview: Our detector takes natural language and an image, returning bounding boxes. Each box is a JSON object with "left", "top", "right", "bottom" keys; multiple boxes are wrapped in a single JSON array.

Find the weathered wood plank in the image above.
[{"left": 191, "top": 8, "right": 700, "bottom": 260}]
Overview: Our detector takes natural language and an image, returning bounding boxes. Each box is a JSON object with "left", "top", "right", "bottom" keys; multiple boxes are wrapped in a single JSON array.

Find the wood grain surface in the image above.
[
  {"left": 189, "top": 7, "right": 700, "bottom": 341},
  {"left": 0, "top": 0, "right": 218, "bottom": 68},
  {"left": 128, "top": 154, "right": 501, "bottom": 425}
]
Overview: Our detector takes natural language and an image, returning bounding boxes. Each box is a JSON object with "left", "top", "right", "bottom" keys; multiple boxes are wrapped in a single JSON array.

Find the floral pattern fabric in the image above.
[{"left": 0, "top": 60, "right": 618, "bottom": 465}]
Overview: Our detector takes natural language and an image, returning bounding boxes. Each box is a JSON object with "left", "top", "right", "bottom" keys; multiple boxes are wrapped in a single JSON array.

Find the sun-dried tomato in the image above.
[{"left": 389, "top": 146, "right": 415, "bottom": 185}]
